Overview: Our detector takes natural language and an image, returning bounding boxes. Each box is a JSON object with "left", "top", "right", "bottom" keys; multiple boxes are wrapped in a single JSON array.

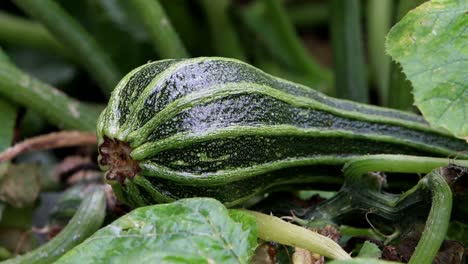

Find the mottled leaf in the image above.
[
  {"left": 56, "top": 198, "right": 257, "bottom": 263},
  {"left": 386, "top": 0, "right": 468, "bottom": 139}
]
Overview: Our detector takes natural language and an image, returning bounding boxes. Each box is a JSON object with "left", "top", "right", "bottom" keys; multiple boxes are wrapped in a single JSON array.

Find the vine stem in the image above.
[
  {"left": 130, "top": 0, "right": 189, "bottom": 59},
  {"left": 244, "top": 210, "right": 351, "bottom": 260},
  {"left": 0, "top": 11, "right": 73, "bottom": 61},
  {"left": 199, "top": 0, "right": 246, "bottom": 61},
  {"left": 4, "top": 186, "right": 106, "bottom": 264},
  {"left": 13, "top": 0, "right": 121, "bottom": 96},
  {"left": 367, "top": 0, "right": 392, "bottom": 106},
  {"left": 343, "top": 154, "right": 468, "bottom": 185},
  {"left": 408, "top": 168, "right": 452, "bottom": 264},
  {"left": 286, "top": 2, "right": 328, "bottom": 27},
  {"left": 343, "top": 155, "right": 461, "bottom": 263},
  {"left": 329, "top": 0, "right": 368, "bottom": 103},
  {"left": 0, "top": 131, "right": 97, "bottom": 162},
  {"left": 262, "top": 0, "right": 332, "bottom": 88},
  {"left": 0, "top": 48, "right": 101, "bottom": 131}
]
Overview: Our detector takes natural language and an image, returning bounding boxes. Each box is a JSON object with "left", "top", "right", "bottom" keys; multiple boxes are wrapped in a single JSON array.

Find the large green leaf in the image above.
[
  {"left": 386, "top": 0, "right": 468, "bottom": 140},
  {"left": 56, "top": 198, "right": 257, "bottom": 263}
]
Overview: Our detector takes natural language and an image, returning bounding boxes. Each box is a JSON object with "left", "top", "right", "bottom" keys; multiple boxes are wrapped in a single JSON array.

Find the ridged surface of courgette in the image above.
[{"left": 97, "top": 57, "right": 467, "bottom": 207}]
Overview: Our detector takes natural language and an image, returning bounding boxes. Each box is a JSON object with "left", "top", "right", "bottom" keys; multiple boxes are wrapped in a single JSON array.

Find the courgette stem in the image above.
[
  {"left": 0, "top": 11, "right": 74, "bottom": 62},
  {"left": 367, "top": 0, "right": 393, "bottom": 106},
  {"left": 4, "top": 185, "right": 106, "bottom": 264},
  {"left": 13, "top": 0, "right": 121, "bottom": 97},
  {"left": 329, "top": 0, "right": 368, "bottom": 103},
  {"left": 261, "top": 0, "right": 332, "bottom": 88},
  {"left": 244, "top": 210, "right": 351, "bottom": 260},
  {"left": 130, "top": 0, "right": 189, "bottom": 59},
  {"left": 408, "top": 168, "right": 452, "bottom": 264},
  {"left": 306, "top": 154, "right": 466, "bottom": 223},
  {"left": 306, "top": 155, "right": 461, "bottom": 263},
  {"left": 342, "top": 154, "right": 468, "bottom": 186},
  {"left": 199, "top": 0, "right": 246, "bottom": 61},
  {"left": 0, "top": 48, "right": 100, "bottom": 131}
]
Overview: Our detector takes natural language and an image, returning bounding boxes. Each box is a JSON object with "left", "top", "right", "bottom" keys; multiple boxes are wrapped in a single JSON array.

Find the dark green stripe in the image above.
[{"left": 137, "top": 92, "right": 464, "bottom": 154}]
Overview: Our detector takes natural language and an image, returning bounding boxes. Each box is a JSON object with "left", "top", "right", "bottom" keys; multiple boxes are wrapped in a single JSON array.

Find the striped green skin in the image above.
[{"left": 97, "top": 57, "right": 467, "bottom": 207}]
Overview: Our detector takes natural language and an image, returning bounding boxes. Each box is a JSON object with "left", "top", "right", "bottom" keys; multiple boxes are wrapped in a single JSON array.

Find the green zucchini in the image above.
[{"left": 97, "top": 57, "right": 467, "bottom": 207}]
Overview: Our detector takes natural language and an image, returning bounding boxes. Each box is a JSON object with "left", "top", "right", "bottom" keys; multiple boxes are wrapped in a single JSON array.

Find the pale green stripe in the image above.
[
  {"left": 117, "top": 59, "right": 208, "bottom": 138},
  {"left": 119, "top": 56, "right": 314, "bottom": 136},
  {"left": 103, "top": 57, "right": 452, "bottom": 143},
  {"left": 139, "top": 155, "right": 348, "bottom": 185},
  {"left": 224, "top": 175, "right": 342, "bottom": 207},
  {"left": 133, "top": 175, "right": 175, "bottom": 203},
  {"left": 104, "top": 59, "right": 174, "bottom": 139},
  {"left": 131, "top": 125, "right": 459, "bottom": 161},
  {"left": 126, "top": 81, "right": 448, "bottom": 147}
]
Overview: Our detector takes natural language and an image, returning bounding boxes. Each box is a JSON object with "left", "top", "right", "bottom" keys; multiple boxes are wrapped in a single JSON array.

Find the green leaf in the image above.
[
  {"left": 0, "top": 163, "right": 40, "bottom": 208},
  {"left": 357, "top": 241, "right": 381, "bottom": 259},
  {"left": 56, "top": 198, "right": 258, "bottom": 263},
  {"left": 447, "top": 221, "right": 468, "bottom": 245},
  {"left": 386, "top": 0, "right": 468, "bottom": 139}
]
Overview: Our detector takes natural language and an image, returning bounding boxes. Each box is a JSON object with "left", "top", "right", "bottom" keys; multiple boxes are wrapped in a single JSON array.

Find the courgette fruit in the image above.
[{"left": 97, "top": 57, "right": 467, "bottom": 207}]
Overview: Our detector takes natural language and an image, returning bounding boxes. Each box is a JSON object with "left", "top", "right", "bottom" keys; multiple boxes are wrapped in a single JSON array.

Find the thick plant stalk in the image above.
[
  {"left": 244, "top": 210, "right": 351, "bottom": 260},
  {"left": 409, "top": 168, "right": 452, "bottom": 264},
  {"left": 329, "top": 0, "right": 368, "bottom": 103},
  {"left": 367, "top": 0, "right": 392, "bottom": 106},
  {"left": 0, "top": 49, "right": 100, "bottom": 131},
  {"left": 199, "top": 0, "right": 246, "bottom": 60},
  {"left": 342, "top": 154, "right": 468, "bottom": 185},
  {"left": 306, "top": 154, "right": 467, "bottom": 223},
  {"left": 308, "top": 155, "right": 462, "bottom": 263},
  {"left": 130, "top": 0, "right": 189, "bottom": 59},
  {"left": 0, "top": 11, "right": 73, "bottom": 61},
  {"left": 13, "top": 0, "right": 121, "bottom": 96},
  {"left": 262, "top": 0, "right": 332, "bottom": 88},
  {"left": 4, "top": 186, "right": 106, "bottom": 264}
]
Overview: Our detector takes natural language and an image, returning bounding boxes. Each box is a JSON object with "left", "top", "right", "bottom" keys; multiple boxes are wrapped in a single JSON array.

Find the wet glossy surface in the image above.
[{"left": 98, "top": 57, "right": 468, "bottom": 206}]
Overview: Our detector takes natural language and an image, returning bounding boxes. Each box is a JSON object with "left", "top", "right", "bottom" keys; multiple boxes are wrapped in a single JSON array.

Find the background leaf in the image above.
[
  {"left": 386, "top": 0, "right": 468, "bottom": 139},
  {"left": 357, "top": 241, "right": 382, "bottom": 259},
  {"left": 0, "top": 163, "right": 40, "bottom": 208},
  {"left": 56, "top": 198, "right": 257, "bottom": 264}
]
